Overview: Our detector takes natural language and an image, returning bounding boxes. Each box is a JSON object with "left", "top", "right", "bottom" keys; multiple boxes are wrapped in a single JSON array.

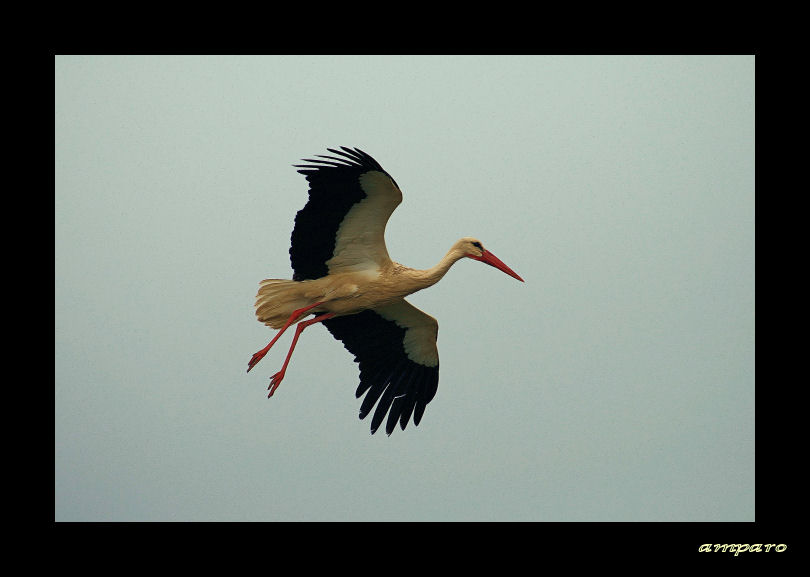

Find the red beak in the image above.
[{"left": 469, "top": 249, "right": 524, "bottom": 282}]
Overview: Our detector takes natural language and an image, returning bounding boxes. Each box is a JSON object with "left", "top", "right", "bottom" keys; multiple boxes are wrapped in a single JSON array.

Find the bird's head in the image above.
[{"left": 458, "top": 237, "right": 524, "bottom": 282}]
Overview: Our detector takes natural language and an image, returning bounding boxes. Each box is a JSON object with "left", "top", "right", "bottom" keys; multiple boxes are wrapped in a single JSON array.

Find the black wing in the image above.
[
  {"left": 290, "top": 147, "right": 401, "bottom": 281},
  {"left": 323, "top": 301, "right": 440, "bottom": 435}
]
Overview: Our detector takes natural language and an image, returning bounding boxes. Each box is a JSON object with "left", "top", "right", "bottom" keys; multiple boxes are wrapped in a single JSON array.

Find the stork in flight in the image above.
[{"left": 248, "top": 147, "right": 523, "bottom": 435}]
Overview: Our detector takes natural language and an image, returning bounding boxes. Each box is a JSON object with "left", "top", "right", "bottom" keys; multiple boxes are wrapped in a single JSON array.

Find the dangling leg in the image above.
[
  {"left": 267, "top": 312, "right": 335, "bottom": 397},
  {"left": 247, "top": 302, "right": 325, "bottom": 373}
]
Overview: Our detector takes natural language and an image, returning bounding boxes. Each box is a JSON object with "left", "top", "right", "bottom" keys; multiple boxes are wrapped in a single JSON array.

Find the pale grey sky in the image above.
[{"left": 55, "top": 55, "right": 754, "bottom": 521}]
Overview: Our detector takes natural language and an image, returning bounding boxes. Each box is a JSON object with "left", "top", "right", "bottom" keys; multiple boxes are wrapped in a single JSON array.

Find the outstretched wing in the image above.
[
  {"left": 323, "top": 300, "right": 440, "bottom": 435},
  {"left": 291, "top": 147, "right": 402, "bottom": 281}
]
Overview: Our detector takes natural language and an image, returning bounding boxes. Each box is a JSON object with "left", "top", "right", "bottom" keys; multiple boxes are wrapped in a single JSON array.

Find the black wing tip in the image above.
[
  {"left": 361, "top": 365, "right": 439, "bottom": 436},
  {"left": 365, "top": 406, "right": 423, "bottom": 436},
  {"left": 366, "top": 414, "right": 406, "bottom": 436},
  {"left": 291, "top": 146, "right": 385, "bottom": 175}
]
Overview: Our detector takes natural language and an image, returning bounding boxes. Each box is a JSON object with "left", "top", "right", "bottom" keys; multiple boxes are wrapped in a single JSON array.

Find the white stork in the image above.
[{"left": 248, "top": 147, "right": 523, "bottom": 435}]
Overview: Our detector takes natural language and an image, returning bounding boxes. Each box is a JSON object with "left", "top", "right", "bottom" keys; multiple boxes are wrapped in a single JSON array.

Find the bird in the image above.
[{"left": 248, "top": 146, "right": 524, "bottom": 435}]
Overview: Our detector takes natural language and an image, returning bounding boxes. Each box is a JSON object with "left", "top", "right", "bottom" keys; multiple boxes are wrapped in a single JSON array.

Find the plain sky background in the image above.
[{"left": 55, "top": 55, "right": 754, "bottom": 521}]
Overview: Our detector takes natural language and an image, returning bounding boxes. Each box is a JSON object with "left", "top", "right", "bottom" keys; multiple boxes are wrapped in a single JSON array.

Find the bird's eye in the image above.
[{"left": 472, "top": 241, "right": 483, "bottom": 250}]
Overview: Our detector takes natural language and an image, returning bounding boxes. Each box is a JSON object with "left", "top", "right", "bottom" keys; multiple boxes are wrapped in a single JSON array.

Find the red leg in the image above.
[
  {"left": 267, "top": 312, "right": 335, "bottom": 397},
  {"left": 247, "top": 302, "right": 324, "bottom": 373}
]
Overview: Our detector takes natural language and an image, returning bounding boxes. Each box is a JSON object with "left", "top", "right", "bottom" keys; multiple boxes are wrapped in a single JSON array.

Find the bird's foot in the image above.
[
  {"left": 267, "top": 371, "right": 286, "bottom": 397},
  {"left": 247, "top": 349, "right": 268, "bottom": 373}
]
